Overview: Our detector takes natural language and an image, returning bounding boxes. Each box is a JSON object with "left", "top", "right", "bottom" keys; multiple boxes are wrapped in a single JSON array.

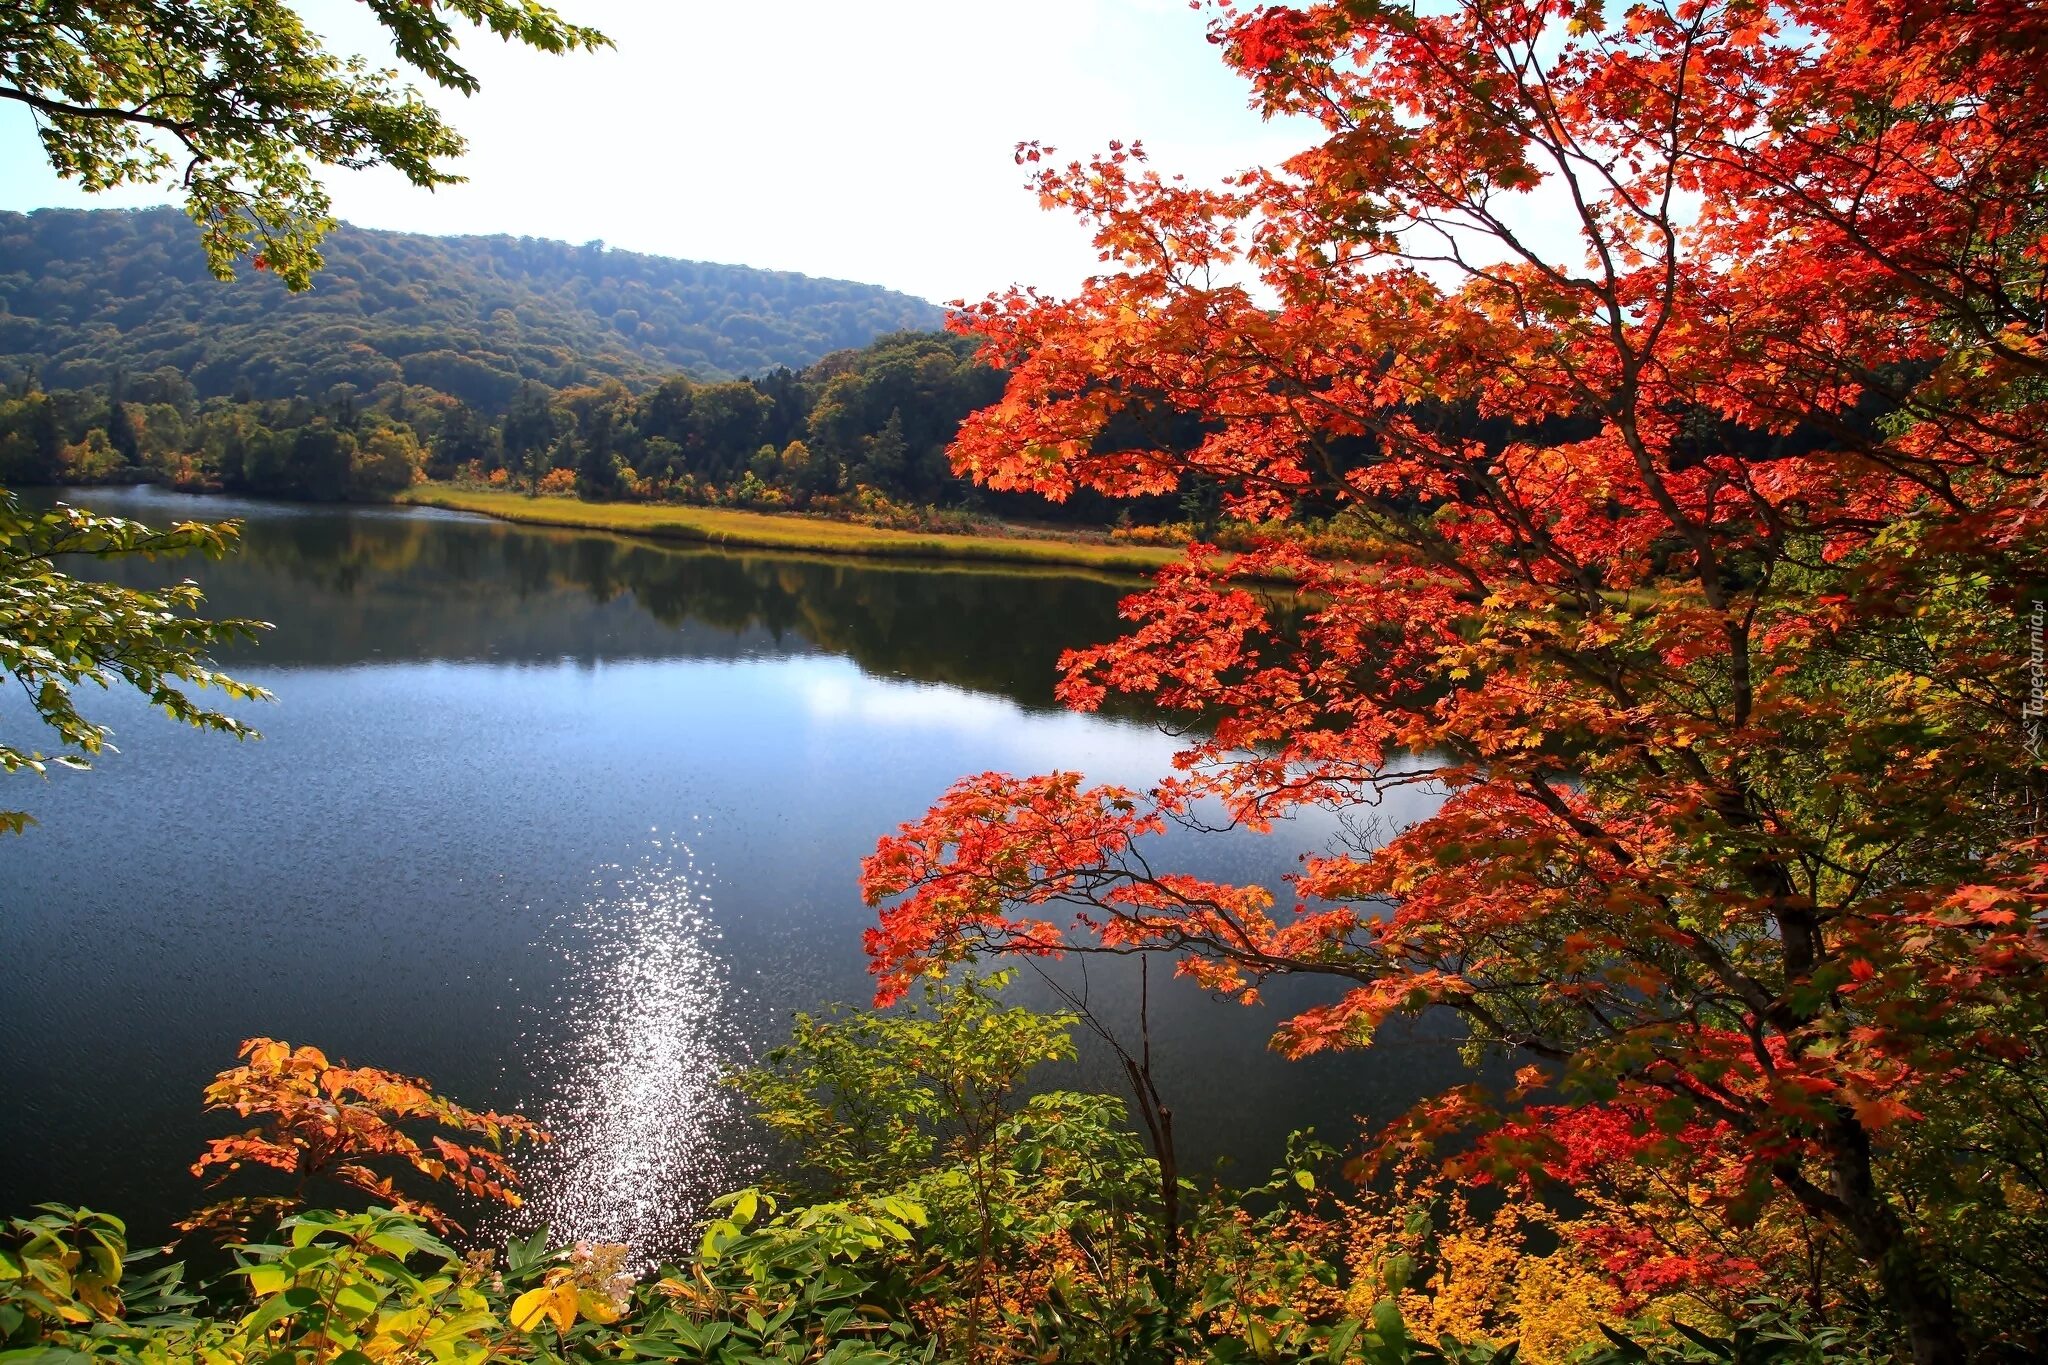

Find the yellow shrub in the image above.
[{"left": 1333, "top": 1184, "right": 1626, "bottom": 1365}]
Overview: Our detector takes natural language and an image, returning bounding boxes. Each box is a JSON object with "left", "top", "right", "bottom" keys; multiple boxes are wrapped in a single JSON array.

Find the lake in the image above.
[{"left": 0, "top": 486, "right": 1471, "bottom": 1257}]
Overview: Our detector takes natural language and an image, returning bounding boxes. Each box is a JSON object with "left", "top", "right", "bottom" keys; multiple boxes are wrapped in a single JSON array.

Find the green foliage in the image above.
[
  {"left": 0, "top": 1204, "right": 201, "bottom": 1356},
  {"left": 0, "top": 490, "right": 269, "bottom": 832},
  {"left": 0, "top": 210, "right": 1159, "bottom": 521},
  {"left": 0, "top": 1194, "right": 1560, "bottom": 1365},
  {"left": 724, "top": 976, "right": 1514, "bottom": 1363},
  {"left": 672, "top": 1190, "right": 935, "bottom": 1362},
  {"left": 730, "top": 971, "right": 1079, "bottom": 1196},
  {"left": 2, "top": 1204, "right": 514, "bottom": 1362},
  {"left": 1, "top": 1198, "right": 939, "bottom": 1364},
  {"left": 0, "top": 208, "right": 947, "bottom": 397},
  {"left": 1583, "top": 1297, "right": 1893, "bottom": 1365},
  {"left": 2, "top": 2, "right": 608, "bottom": 290}
]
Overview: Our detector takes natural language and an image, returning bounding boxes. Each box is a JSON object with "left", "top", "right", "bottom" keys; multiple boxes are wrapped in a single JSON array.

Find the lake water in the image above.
[{"left": 0, "top": 486, "right": 1471, "bottom": 1256}]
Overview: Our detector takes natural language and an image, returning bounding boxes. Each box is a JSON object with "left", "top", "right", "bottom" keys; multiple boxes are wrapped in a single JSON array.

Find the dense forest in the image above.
[
  {"left": 0, "top": 208, "right": 945, "bottom": 403},
  {"left": 0, "top": 329, "right": 1166, "bottom": 525}
]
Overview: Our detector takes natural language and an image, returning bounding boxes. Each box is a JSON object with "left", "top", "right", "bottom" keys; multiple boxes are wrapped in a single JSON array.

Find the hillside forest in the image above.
[{"left": 1, "top": 208, "right": 945, "bottom": 396}]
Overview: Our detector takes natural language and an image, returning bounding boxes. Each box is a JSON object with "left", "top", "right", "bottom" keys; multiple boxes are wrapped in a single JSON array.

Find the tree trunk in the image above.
[{"left": 1824, "top": 1116, "right": 1968, "bottom": 1365}]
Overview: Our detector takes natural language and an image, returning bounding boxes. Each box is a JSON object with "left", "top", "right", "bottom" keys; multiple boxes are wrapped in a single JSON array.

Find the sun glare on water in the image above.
[{"left": 502, "top": 839, "right": 753, "bottom": 1257}]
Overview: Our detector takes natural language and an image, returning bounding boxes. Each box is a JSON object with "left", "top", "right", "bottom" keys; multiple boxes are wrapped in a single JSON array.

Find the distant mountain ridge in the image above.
[{"left": 0, "top": 208, "right": 946, "bottom": 409}]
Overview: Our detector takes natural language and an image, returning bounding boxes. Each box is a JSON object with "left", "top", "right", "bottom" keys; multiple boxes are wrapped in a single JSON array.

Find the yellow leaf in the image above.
[
  {"left": 76, "top": 1280, "right": 122, "bottom": 1319},
  {"left": 508, "top": 1288, "right": 550, "bottom": 1331},
  {"left": 509, "top": 1284, "right": 575, "bottom": 1333},
  {"left": 244, "top": 1265, "right": 288, "bottom": 1297},
  {"left": 576, "top": 1290, "right": 622, "bottom": 1325}
]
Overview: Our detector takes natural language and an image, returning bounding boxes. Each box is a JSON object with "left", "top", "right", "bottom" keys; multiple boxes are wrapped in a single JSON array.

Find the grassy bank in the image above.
[{"left": 396, "top": 485, "right": 1186, "bottom": 574}]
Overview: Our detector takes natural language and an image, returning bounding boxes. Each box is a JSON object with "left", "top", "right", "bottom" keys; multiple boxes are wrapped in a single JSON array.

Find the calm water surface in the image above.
[{"left": 1, "top": 486, "right": 1469, "bottom": 1254}]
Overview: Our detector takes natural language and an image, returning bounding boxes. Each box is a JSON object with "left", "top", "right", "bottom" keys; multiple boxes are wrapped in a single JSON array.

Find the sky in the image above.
[{"left": 0, "top": 0, "right": 1310, "bottom": 305}]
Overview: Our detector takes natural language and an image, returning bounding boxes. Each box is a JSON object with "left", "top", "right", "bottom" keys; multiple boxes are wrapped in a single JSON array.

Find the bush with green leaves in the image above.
[
  {"left": 2, "top": 982, "right": 1919, "bottom": 1364},
  {"left": 0, "top": 1198, "right": 1539, "bottom": 1365},
  {"left": 1583, "top": 1298, "right": 1895, "bottom": 1365}
]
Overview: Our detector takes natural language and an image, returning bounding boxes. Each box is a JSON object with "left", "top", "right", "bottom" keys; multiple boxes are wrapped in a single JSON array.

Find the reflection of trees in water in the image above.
[{"left": 80, "top": 505, "right": 1134, "bottom": 710}]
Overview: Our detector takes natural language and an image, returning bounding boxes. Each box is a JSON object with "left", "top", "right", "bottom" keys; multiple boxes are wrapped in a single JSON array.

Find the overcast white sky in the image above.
[{"left": 0, "top": 0, "right": 1311, "bottom": 305}]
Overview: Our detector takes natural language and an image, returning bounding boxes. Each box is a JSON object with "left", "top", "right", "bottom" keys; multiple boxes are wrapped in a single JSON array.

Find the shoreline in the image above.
[{"left": 395, "top": 485, "right": 1188, "bottom": 575}]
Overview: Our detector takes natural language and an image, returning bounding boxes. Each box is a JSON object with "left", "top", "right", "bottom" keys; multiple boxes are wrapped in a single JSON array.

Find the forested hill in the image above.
[{"left": 0, "top": 208, "right": 945, "bottom": 406}]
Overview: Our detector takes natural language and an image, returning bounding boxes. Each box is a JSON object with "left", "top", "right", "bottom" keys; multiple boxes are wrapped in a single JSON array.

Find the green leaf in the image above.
[
  {"left": 1370, "top": 1298, "right": 1408, "bottom": 1348},
  {"left": 333, "top": 1280, "right": 386, "bottom": 1319},
  {"left": 239, "top": 1284, "right": 321, "bottom": 1338}
]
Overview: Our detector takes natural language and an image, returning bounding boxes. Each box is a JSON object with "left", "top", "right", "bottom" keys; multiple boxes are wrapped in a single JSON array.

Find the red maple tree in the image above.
[{"left": 861, "top": 3, "right": 2048, "bottom": 1360}]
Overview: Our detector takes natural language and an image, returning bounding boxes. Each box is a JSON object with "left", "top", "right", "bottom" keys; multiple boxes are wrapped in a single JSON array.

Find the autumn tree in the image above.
[
  {"left": 431, "top": 400, "right": 493, "bottom": 477},
  {"left": 0, "top": 390, "right": 65, "bottom": 483},
  {"left": 576, "top": 419, "right": 617, "bottom": 497},
  {"left": 540, "top": 430, "right": 576, "bottom": 493},
  {"left": 350, "top": 422, "right": 424, "bottom": 496},
  {"left": 183, "top": 1037, "right": 544, "bottom": 1236},
  {"left": 861, "top": 2, "right": 2048, "bottom": 1361}
]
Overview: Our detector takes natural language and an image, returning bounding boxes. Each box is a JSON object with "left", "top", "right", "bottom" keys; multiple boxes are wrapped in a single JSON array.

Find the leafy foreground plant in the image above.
[
  {"left": 0, "top": 490, "right": 271, "bottom": 834},
  {"left": 3, "top": 998, "right": 1896, "bottom": 1364}
]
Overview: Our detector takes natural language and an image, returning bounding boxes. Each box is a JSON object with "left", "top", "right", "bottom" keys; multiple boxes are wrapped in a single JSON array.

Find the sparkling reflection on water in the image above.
[{"left": 505, "top": 840, "right": 753, "bottom": 1253}]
